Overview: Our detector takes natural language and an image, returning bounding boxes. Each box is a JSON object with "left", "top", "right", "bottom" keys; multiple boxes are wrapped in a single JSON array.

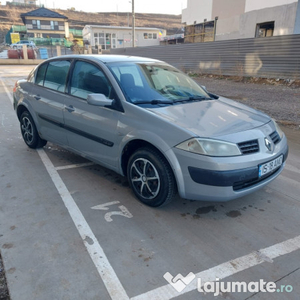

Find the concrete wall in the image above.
[
  {"left": 293, "top": 1, "right": 300, "bottom": 33},
  {"left": 182, "top": 0, "right": 213, "bottom": 25},
  {"left": 216, "top": 2, "right": 298, "bottom": 40},
  {"left": 212, "top": 0, "right": 245, "bottom": 19},
  {"left": 245, "top": 0, "right": 297, "bottom": 13}
]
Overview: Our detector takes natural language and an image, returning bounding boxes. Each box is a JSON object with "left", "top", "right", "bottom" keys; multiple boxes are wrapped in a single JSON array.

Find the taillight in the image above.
[{"left": 13, "top": 81, "right": 18, "bottom": 93}]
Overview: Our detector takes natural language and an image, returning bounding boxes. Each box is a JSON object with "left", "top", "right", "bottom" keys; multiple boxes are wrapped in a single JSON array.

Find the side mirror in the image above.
[{"left": 87, "top": 94, "right": 113, "bottom": 107}]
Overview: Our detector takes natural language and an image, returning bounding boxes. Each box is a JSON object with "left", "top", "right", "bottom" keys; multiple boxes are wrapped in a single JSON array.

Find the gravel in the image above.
[
  {"left": 194, "top": 76, "right": 300, "bottom": 128},
  {"left": 0, "top": 252, "right": 9, "bottom": 300}
]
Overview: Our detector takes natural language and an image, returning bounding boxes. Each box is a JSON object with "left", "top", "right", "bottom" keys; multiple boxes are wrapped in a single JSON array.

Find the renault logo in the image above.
[{"left": 264, "top": 137, "right": 272, "bottom": 151}]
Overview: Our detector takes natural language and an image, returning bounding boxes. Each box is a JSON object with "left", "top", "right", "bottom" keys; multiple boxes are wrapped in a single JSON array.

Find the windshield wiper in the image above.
[
  {"left": 174, "top": 96, "right": 212, "bottom": 103},
  {"left": 132, "top": 99, "right": 174, "bottom": 105}
]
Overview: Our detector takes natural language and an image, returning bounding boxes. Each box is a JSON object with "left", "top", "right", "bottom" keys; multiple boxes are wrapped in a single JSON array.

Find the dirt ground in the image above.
[{"left": 194, "top": 75, "right": 300, "bottom": 129}]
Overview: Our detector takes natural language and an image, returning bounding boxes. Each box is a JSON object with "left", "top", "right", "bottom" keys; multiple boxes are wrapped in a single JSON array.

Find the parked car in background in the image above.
[
  {"left": 12, "top": 55, "right": 288, "bottom": 207},
  {"left": 10, "top": 40, "right": 36, "bottom": 49}
]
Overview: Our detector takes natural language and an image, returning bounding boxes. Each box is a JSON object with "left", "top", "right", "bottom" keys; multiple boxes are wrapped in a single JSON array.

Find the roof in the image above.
[
  {"left": 84, "top": 25, "right": 163, "bottom": 31},
  {"left": 45, "top": 54, "right": 163, "bottom": 64},
  {"left": 21, "top": 7, "right": 68, "bottom": 23}
]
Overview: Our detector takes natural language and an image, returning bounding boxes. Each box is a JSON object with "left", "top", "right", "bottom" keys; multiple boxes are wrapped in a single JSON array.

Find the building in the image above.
[
  {"left": 82, "top": 25, "right": 166, "bottom": 49},
  {"left": 182, "top": 0, "right": 300, "bottom": 42},
  {"left": 20, "top": 7, "right": 69, "bottom": 39}
]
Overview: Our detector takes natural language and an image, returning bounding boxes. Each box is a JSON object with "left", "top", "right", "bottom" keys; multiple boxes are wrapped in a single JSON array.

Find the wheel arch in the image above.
[{"left": 16, "top": 104, "right": 29, "bottom": 121}]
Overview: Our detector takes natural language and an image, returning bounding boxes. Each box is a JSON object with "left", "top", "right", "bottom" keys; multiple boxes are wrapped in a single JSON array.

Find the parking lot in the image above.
[{"left": 0, "top": 65, "right": 299, "bottom": 300}]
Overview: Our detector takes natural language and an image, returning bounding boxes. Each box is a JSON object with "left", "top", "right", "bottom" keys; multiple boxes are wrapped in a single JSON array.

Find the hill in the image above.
[{"left": 0, "top": 4, "right": 182, "bottom": 42}]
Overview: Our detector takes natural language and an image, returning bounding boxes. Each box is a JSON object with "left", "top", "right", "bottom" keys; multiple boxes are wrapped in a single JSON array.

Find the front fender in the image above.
[{"left": 118, "top": 130, "right": 186, "bottom": 197}]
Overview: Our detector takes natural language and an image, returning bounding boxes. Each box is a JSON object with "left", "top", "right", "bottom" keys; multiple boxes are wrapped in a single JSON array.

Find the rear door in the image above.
[{"left": 30, "top": 59, "right": 71, "bottom": 146}]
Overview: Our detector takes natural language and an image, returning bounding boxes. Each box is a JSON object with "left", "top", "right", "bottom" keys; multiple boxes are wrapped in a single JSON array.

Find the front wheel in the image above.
[
  {"left": 20, "top": 111, "right": 47, "bottom": 149},
  {"left": 127, "top": 147, "right": 176, "bottom": 207}
]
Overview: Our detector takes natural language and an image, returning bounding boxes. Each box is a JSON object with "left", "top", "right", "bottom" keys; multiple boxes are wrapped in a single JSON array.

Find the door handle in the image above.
[
  {"left": 34, "top": 95, "right": 41, "bottom": 100},
  {"left": 65, "top": 105, "right": 75, "bottom": 113}
]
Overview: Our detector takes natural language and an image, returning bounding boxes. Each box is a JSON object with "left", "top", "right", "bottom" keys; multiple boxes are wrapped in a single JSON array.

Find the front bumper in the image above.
[{"left": 171, "top": 137, "right": 289, "bottom": 202}]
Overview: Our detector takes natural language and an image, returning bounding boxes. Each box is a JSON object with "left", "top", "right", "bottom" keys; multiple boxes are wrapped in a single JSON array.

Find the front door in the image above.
[{"left": 63, "top": 60, "right": 122, "bottom": 170}]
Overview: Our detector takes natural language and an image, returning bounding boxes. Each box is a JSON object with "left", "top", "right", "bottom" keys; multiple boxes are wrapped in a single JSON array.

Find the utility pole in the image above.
[{"left": 132, "top": 0, "right": 135, "bottom": 47}]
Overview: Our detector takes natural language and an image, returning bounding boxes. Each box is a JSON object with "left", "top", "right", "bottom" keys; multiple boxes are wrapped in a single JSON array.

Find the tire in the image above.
[
  {"left": 127, "top": 147, "right": 176, "bottom": 207},
  {"left": 20, "top": 111, "right": 47, "bottom": 149}
]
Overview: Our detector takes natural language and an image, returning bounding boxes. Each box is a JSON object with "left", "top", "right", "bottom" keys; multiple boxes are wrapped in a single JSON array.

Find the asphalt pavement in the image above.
[{"left": 0, "top": 65, "right": 299, "bottom": 300}]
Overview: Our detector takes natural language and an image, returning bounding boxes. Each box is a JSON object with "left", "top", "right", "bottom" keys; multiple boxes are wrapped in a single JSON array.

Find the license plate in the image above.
[{"left": 259, "top": 155, "right": 283, "bottom": 177}]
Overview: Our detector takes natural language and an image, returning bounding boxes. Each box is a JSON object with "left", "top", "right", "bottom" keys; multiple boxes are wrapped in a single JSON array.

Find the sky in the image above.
[{"left": 35, "top": 0, "right": 187, "bottom": 15}]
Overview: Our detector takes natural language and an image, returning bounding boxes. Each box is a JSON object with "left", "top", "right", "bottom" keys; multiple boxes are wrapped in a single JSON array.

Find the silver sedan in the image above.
[{"left": 13, "top": 55, "right": 288, "bottom": 207}]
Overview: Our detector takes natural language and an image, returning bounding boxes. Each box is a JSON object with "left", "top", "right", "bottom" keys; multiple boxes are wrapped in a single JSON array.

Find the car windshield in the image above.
[{"left": 108, "top": 62, "right": 210, "bottom": 105}]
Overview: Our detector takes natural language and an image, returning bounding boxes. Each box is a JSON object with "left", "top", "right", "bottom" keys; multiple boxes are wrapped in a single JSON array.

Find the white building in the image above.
[
  {"left": 82, "top": 25, "right": 166, "bottom": 49},
  {"left": 182, "top": 0, "right": 300, "bottom": 41}
]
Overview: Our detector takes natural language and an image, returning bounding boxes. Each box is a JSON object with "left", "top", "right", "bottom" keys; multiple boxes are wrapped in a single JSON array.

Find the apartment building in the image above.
[{"left": 20, "top": 7, "right": 69, "bottom": 39}]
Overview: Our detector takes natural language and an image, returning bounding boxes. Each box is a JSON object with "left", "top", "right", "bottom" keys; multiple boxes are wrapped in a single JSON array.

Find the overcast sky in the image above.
[{"left": 34, "top": 0, "right": 187, "bottom": 15}]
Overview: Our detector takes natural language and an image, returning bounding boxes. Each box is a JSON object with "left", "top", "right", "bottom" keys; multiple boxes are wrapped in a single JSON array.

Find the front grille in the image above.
[
  {"left": 238, "top": 139, "right": 259, "bottom": 155},
  {"left": 269, "top": 131, "right": 281, "bottom": 144}
]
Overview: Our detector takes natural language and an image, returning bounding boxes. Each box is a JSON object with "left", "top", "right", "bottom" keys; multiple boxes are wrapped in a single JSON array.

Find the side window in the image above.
[
  {"left": 70, "top": 61, "right": 113, "bottom": 100},
  {"left": 35, "top": 63, "right": 48, "bottom": 86},
  {"left": 28, "top": 68, "right": 36, "bottom": 83},
  {"left": 43, "top": 60, "right": 70, "bottom": 92}
]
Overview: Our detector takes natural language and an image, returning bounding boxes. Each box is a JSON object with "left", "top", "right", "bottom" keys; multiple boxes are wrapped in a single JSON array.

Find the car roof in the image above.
[{"left": 46, "top": 54, "right": 163, "bottom": 64}]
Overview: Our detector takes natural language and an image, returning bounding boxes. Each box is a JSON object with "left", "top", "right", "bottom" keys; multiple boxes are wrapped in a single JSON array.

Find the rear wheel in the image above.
[
  {"left": 20, "top": 111, "right": 47, "bottom": 149},
  {"left": 127, "top": 147, "right": 176, "bottom": 207}
]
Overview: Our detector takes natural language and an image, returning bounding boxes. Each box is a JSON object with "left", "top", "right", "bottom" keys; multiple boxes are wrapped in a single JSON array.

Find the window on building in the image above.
[
  {"left": 256, "top": 22, "right": 274, "bottom": 38},
  {"left": 106, "top": 33, "right": 111, "bottom": 50},
  {"left": 32, "top": 20, "right": 41, "bottom": 30},
  {"left": 99, "top": 33, "right": 105, "bottom": 49},
  {"left": 94, "top": 32, "right": 98, "bottom": 45},
  {"left": 112, "top": 33, "right": 117, "bottom": 49},
  {"left": 93, "top": 32, "right": 116, "bottom": 50},
  {"left": 143, "top": 33, "right": 157, "bottom": 39},
  {"left": 32, "top": 20, "right": 41, "bottom": 29},
  {"left": 50, "top": 21, "right": 59, "bottom": 30}
]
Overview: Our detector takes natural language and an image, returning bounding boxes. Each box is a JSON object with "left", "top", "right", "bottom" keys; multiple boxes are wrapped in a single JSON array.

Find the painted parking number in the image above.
[{"left": 91, "top": 201, "right": 133, "bottom": 222}]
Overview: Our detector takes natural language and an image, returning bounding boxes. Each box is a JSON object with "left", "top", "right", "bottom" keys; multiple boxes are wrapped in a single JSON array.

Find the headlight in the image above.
[
  {"left": 176, "top": 138, "right": 241, "bottom": 157},
  {"left": 272, "top": 119, "right": 284, "bottom": 139}
]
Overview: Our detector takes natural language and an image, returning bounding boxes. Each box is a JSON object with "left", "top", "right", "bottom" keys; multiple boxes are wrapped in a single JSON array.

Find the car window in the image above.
[
  {"left": 109, "top": 62, "right": 209, "bottom": 104},
  {"left": 110, "top": 65, "right": 143, "bottom": 87},
  {"left": 70, "top": 61, "right": 113, "bottom": 100},
  {"left": 28, "top": 68, "right": 36, "bottom": 83},
  {"left": 35, "top": 63, "right": 48, "bottom": 86},
  {"left": 43, "top": 60, "right": 70, "bottom": 92}
]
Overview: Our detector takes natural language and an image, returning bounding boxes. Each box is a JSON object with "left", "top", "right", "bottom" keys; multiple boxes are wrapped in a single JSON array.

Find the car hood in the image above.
[{"left": 147, "top": 97, "right": 270, "bottom": 137}]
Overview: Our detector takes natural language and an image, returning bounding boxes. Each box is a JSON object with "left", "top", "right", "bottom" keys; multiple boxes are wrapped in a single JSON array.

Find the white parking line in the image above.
[
  {"left": 37, "top": 149, "right": 130, "bottom": 300},
  {"left": 0, "top": 77, "right": 14, "bottom": 104},
  {"left": 131, "top": 235, "right": 300, "bottom": 300},
  {"left": 1, "top": 78, "right": 129, "bottom": 300}
]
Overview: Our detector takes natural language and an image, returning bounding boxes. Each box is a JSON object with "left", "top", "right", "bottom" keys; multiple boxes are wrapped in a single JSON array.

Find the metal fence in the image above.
[{"left": 111, "top": 34, "right": 300, "bottom": 79}]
